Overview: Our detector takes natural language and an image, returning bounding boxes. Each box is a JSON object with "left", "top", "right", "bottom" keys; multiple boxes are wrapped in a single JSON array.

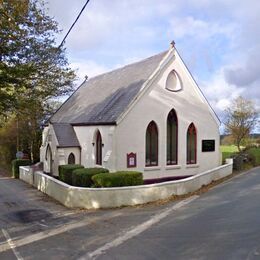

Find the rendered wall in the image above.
[
  {"left": 19, "top": 166, "right": 33, "bottom": 185},
  {"left": 40, "top": 125, "right": 59, "bottom": 175},
  {"left": 19, "top": 160, "right": 233, "bottom": 209},
  {"left": 40, "top": 125, "right": 81, "bottom": 176},
  {"left": 73, "top": 125, "right": 116, "bottom": 171},
  {"left": 62, "top": 147, "right": 81, "bottom": 165},
  {"left": 115, "top": 51, "right": 220, "bottom": 179},
  {"left": 39, "top": 50, "right": 220, "bottom": 179}
]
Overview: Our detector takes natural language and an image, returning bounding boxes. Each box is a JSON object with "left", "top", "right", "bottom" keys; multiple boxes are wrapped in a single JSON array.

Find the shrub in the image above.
[
  {"left": 12, "top": 159, "right": 31, "bottom": 178},
  {"left": 247, "top": 148, "right": 260, "bottom": 166},
  {"left": 232, "top": 154, "right": 244, "bottom": 171},
  {"left": 92, "top": 171, "right": 143, "bottom": 188},
  {"left": 59, "top": 164, "right": 84, "bottom": 185},
  {"left": 246, "top": 153, "right": 257, "bottom": 167},
  {"left": 72, "top": 167, "right": 109, "bottom": 187}
]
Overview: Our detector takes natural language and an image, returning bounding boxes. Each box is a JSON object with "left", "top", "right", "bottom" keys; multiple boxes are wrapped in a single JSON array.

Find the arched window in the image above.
[
  {"left": 68, "top": 153, "right": 75, "bottom": 164},
  {"left": 45, "top": 144, "right": 52, "bottom": 174},
  {"left": 187, "top": 123, "right": 197, "bottom": 164},
  {"left": 96, "top": 130, "right": 102, "bottom": 165},
  {"left": 146, "top": 121, "right": 158, "bottom": 166},
  {"left": 167, "top": 109, "right": 178, "bottom": 165}
]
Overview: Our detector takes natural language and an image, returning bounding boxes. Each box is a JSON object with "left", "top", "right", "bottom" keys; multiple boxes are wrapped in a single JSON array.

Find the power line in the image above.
[{"left": 58, "top": 0, "right": 91, "bottom": 49}]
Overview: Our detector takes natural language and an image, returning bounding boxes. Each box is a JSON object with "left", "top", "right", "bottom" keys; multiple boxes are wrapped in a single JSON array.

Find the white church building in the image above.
[{"left": 40, "top": 43, "right": 221, "bottom": 180}]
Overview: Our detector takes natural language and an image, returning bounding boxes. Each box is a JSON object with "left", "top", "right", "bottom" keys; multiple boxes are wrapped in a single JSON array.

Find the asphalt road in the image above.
[{"left": 0, "top": 167, "right": 260, "bottom": 260}]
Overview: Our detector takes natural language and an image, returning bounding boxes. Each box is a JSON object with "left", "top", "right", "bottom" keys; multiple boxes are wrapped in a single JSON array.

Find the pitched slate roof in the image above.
[
  {"left": 50, "top": 51, "right": 168, "bottom": 125},
  {"left": 52, "top": 123, "right": 80, "bottom": 147}
]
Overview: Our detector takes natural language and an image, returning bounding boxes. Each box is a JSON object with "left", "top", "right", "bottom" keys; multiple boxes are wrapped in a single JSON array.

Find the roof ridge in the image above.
[{"left": 87, "top": 50, "right": 168, "bottom": 82}]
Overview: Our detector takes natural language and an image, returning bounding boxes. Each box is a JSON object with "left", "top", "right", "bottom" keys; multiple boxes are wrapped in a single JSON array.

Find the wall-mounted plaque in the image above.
[
  {"left": 104, "top": 150, "right": 112, "bottom": 162},
  {"left": 127, "top": 153, "right": 137, "bottom": 168},
  {"left": 202, "top": 140, "right": 215, "bottom": 152}
]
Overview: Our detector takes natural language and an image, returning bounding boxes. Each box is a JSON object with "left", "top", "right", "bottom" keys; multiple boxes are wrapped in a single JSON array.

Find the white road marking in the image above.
[
  {"left": 2, "top": 229, "right": 23, "bottom": 260},
  {"left": 0, "top": 212, "right": 122, "bottom": 253},
  {"left": 37, "top": 222, "right": 48, "bottom": 227},
  {"left": 84, "top": 196, "right": 199, "bottom": 260}
]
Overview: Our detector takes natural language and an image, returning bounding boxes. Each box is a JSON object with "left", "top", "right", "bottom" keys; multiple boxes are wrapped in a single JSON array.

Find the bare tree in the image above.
[{"left": 224, "top": 96, "right": 259, "bottom": 151}]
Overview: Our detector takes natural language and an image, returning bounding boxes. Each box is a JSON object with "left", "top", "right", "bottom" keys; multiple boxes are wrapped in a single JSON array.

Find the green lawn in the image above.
[
  {"left": 221, "top": 145, "right": 239, "bottom": 162},
  {"left": 221, "top": 145, "right": 260, "bottom": 166}
]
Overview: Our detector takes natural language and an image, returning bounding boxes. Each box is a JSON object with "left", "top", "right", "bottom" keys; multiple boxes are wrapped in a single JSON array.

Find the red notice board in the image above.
[{"left": 127, "top": 153, "right": 137, "bottom": 168}]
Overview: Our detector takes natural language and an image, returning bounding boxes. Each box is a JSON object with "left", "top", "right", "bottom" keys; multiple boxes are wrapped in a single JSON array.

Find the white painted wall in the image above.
[
  {"left": 41, "top": 125, "right": 59, "bottom": 175},
  {"left": 40, "top": 49, "right": 220, "bottom": 179},
  {"left": 19, "top": 166, "right": 33, "bottom": 185},
  {"left": 20, "top": 159, "right": 233, "bottom": 209},
  {"left": 62, "top": 147, "right": 81, "bottom": 165},
  {"left": 73, "top": 125, "right": 116, "bottom": 171},
  {"left": 115, "top": 51, "right": 220, "bottom": 179},
  {"left": 40, "top": 125, "right": 81, "bottom": 176}
]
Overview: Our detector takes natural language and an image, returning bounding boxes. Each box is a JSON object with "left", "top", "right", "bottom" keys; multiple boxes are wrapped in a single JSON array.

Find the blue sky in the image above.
[{"left": 46, "top": 0, "right": 260, "bottom": 122}]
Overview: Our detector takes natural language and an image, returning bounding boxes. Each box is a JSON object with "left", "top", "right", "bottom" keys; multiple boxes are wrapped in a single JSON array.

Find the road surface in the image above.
[{"left": 0, "top": 167, "right": 260, "bottom": 259}]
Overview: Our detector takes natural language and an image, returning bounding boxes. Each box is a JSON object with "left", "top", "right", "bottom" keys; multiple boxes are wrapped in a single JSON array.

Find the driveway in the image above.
[{"left": 0, "top": 167, "right": 260, "bottom": 259}]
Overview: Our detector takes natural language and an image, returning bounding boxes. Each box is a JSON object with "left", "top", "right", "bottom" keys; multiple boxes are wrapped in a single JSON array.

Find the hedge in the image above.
[
  {"left": 247, "top": 148, "right": 260, "bottom": 166},
  {"left": 92, "top": 171, "right": 143, "bottom": 188},
  {"left": 12, "top": 159, "right": 31, "bottom": 179},
  {"left": 59, "top": 164, "right": 84, "bottom": 185},
  {"left": 72, "top": 167, "right": 109, "bottom": 187}
]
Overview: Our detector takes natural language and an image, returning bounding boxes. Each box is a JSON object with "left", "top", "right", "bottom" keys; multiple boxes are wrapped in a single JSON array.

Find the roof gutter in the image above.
[{"left": 71, "top": 122, "right": 117, "bottom": 126}]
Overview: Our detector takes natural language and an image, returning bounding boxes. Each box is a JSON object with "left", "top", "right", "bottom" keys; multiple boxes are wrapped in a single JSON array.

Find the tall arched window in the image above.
[
  {"left": 45, "top": 144, "right": 52, "bottom": 174},
  {"left": 146, "top": 121, "right": 158, "bottom": 166},
  {"left": 187, "top": 123, "right": 197, "bottom": 164},
  {"left": 68, "top": 153, "right": 75, "bottom": 164},
  {"left": 96, "top": 130, "right": 102, "bottom": 165},
  {"left": 167, "top": 109, "right": 178, "bottom": 165}
]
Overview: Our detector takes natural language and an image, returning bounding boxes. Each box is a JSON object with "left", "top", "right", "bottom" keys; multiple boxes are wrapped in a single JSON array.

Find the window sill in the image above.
[
  {"left": 165, "top": 165, "right": 181, "bottom": 170},
  {"left": 186, "top": 164, "right": 199, "bottom": 168},
  {"left": 144, "top": 166, "right": 161, "bottom": 171}
]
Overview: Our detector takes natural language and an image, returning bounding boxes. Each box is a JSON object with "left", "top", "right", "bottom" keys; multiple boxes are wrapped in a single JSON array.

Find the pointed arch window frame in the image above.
[
  {"left": 145, "top": 121, "right": 159, "bottom": 167},
  {"left": 68, "top": 152, "right": 75, "bottom": 164},
  {"left": 167, "top": 109, "right": 178, "bottom": 165},
  {"left": 187, "top": 123, "right": 197, "bottom": 164},
  {"left": 45, "top": 144, "right": 53, "bottom": 174},
  {"left": 95, "top": 130, "right": 103, "bottom": 166},
  {"left": 165, "top": 69, "right": 183, "bottom": 92}
]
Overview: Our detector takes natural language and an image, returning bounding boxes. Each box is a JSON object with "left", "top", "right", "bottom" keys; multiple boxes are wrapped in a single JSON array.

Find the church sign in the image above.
[
  {"left": 202, "top": 140, "right": 215, "bottom": 152},
  {"left": 127, "top": 153, "right": 137, "bottom": 168}
]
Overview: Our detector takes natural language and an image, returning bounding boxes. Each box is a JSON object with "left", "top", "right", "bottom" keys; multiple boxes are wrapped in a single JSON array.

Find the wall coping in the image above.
[
  {"left": 20, "top": 166, "right": 30, "bottom": 171},
  {"left": 19, "top": 159, "right": 234, "bottom": 209},
  {"left": 34, "top": 159, "right": 233, "bottom": 192}
]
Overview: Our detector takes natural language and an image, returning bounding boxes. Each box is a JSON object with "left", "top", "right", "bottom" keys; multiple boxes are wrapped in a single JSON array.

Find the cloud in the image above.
[
  {"left": 200, "top": 69, "right": 245, "bottom": 115},
  {"left": 169, "top": 16, "right": 234, "bottom": 40},
  {"left": 46, "top": 0, "right": 260, "bottom": 121},
  {"left": 224, "top": 48, "right": 260, "bottom": 87},
  {"left": 47, "top": 0, "right": 175, "bottom": 52},
  {"left": 70, "top": 60, "right": 112, "bottom": 83}
]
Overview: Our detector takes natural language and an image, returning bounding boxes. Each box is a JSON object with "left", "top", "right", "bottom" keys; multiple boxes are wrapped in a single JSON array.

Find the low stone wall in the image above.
[{"left": 19, "top": 159, "right": 233, "bottom": 209}]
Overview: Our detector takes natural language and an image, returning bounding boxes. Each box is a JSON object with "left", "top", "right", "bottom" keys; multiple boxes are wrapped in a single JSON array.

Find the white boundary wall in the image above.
[
  {"left": 19, "top": 159, "right": 233, "bottom": 209},
  {"left": 19, "top": 166, "right": 34, "bottom": 185}
]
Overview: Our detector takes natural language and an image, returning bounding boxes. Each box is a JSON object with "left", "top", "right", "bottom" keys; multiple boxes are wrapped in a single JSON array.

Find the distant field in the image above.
[
  {"left": 220, "top": 145, "right": 239, "bottom": 162},
  {"left": 221, "top": 145, "right": 260, "bottom": 166}
]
